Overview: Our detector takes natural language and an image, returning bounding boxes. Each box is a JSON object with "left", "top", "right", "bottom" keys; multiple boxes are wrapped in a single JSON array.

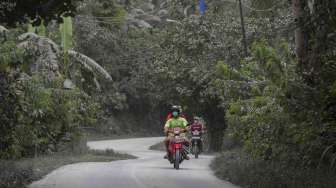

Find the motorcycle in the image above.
[
  {"left": 167, "top": 127, "right": 189, "bottom": 170},
  {"left": 191, "top": 129, "right": 202, "bottom": 159}
]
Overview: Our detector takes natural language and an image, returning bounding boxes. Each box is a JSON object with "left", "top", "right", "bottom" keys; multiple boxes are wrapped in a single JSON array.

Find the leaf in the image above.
[
  {"left": 318, "top": 144, "right": 335, "bottom": 168},
  {"left": 0, "top": 25, "right": 8, "bottom": 33},
  {"left": 67, "top": 50, "right": 112, "bottom": 81}
]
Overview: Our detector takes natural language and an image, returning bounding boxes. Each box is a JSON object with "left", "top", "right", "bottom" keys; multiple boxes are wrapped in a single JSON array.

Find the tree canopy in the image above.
[
  {"left": 0, "top": 1, "right": 336, "bottom": 186},
  {"left": 0, "top": 0, "right": 80, "bottom": 26}
]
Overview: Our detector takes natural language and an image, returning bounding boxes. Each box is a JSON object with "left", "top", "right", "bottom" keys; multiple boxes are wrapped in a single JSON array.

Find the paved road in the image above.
[{"left": 30, "top": 137, "right": 239, "bottom": 188}]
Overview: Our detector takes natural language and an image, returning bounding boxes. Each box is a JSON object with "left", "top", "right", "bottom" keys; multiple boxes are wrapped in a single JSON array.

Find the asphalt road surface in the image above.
[{"left": 30, "top": 137, "right": 239, "bottom": 188}]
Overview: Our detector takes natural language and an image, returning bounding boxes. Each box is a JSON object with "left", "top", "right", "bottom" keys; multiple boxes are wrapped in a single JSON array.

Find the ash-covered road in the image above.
[{"left": 30, "top": 137, "right": 238, "bottom": 188}]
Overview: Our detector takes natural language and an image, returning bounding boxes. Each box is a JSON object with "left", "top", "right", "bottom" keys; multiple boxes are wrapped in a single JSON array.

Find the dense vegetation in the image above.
[
  {"left": 0, "top": 26, "right": 104, "bottom": 158},
  {"left": 0, "top": 0, "right": 80, "bottom": 26},
  {"left": 0, "top": 0, "right": 335, "bottom": 187}
]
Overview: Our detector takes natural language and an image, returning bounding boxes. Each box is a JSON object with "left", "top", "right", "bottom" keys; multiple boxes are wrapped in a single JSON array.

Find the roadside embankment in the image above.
[
  {"left": 211, "top": 148, "right": 336, "bottom": 188},
  {"left": 0, "top": 149, "right": 134, "bottom": 188}
]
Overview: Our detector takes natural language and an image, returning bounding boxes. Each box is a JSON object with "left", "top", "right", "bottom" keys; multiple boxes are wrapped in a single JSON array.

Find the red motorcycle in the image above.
[{"left": 167, "top": 127, "right": 189, "bottom": 170}]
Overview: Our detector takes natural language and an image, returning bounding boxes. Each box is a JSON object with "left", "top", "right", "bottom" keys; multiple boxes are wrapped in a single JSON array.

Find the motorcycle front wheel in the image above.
[{"left": 174, "top": 150, "right": 180, "bottom": 170}]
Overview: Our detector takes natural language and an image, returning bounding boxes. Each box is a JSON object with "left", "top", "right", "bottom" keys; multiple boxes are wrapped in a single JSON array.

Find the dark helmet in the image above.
[{"left": 171, "top": 105, "right": 181, "bottom": 113}]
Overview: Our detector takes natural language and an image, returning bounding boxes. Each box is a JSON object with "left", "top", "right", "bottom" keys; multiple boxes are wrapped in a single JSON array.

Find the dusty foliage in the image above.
[
  {"left": 211, "top": 149, "right": 336, "bottom": 188},
  {"left": 0, "top": 28, "right": 106, "bottom": 159},
  {"left": 0, "top": 0, "right": 336, "bottom": 187}
]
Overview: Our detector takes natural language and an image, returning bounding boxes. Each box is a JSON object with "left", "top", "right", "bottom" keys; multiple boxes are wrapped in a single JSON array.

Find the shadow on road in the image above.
[{"left": 148, "top": 166, "right": 194, "bottom": 171}]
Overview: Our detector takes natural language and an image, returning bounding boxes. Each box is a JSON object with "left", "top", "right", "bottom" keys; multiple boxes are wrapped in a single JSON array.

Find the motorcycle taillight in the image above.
[
  {"left": 192, "top": 130, "right": 200, "bottom": 135},
  {"left": 175, "top": 143, "right": 182, "bottom": 149}
]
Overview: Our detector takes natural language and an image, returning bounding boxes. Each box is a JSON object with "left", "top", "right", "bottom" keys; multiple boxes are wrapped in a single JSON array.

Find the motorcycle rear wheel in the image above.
[{"left": 194, "top": 145, "right": 199, "bottom": 159}]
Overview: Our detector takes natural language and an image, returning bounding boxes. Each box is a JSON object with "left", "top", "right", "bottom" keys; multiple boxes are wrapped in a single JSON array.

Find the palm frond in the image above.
[
  {"left": 18, "top": 32, "right": 60, "bottom": 54},
  {"left": 318, "top": 144, "right": 335, "bottom": 169},
  {"left": 0, "top": 25, "right": 8, "bottom": 33},
  {"left": 93, "top": 77, "right": 102, "bottom": 91},
  {"left": 17, "top": 33, "right": 111, "bottom": 83},
  {"left": 17, "top": 32, "right": 60, "bottom": 79},
  {"left": 67, "top": 50, "right": 112, "bottom": 81},
  {"left": 330, "top": 153, "right": 336, "bottom": 170}
]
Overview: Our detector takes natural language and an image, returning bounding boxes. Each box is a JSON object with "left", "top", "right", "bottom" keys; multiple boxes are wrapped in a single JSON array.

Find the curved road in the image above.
[{"left": 30, "top": 137, "right": 239, "bottom": 188}]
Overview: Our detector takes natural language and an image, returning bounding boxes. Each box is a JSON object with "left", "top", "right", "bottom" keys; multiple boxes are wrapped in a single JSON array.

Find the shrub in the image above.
[
  {"left": 222, "top": 41, "right": 336, "bottom": 167},
  {"left": 211, "top": 149, "right": 336, "bottom": 188},
  {"left": 0, "top": 32, "right": 101, "bottom": 159},
  {"left": 0, "top": 161, "right": 33, "bottom": 188}
]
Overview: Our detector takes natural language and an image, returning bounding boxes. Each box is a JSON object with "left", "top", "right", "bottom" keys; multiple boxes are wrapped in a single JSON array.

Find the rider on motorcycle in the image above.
[
  {"left": 164, "top": 106, "right": 190, "bottom": 159},
  {"left": 166, "top": 105, "right": 186, "bottom": 120},
  {"left": 189, "top": 116, "right": 206, "bottom": 152}
]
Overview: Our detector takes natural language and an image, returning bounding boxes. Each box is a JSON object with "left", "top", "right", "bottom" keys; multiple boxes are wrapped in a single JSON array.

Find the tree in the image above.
[
  {"left": 0, "top": 0, "right": 81, "bottom": 26},
  {"left": 292, "top": 0, "right": 308, "bottom": 66}
]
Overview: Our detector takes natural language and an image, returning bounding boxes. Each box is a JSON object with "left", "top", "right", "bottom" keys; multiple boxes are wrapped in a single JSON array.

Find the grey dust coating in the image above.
[{"left": 30, "top": 137, "right": 239, "bottom": 188}]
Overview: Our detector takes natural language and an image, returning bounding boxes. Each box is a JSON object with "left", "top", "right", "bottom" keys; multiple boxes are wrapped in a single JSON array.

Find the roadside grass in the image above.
[
  {"left": 0, "top": 149, "right": 135, "bottom": 188},
  {"left": 211, "top": 148, "right": 336, "bottom": 188}
]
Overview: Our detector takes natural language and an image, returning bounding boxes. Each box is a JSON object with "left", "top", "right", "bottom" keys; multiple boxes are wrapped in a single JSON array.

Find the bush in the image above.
[
  {"left": 221, "top": 41, "right": 336, "bottom": 167},
  {"left": 211, "top": 149, "right": 336, "bottom": 188},
  {"left": 0, "top": 51, "right": 100, "bottom": 159},
  {"left": 0, "top": 161, "right": 33, "bottom": 188},
  {"left": 221, "top": 134, "right": 242, "bottom": 151}
]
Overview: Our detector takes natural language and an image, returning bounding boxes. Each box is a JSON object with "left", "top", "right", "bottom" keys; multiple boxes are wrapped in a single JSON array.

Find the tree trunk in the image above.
[
  {"left": 209, "top": 127, "right": 224, "bottom": 151},
  {"left": 292, "top": 0, "right": 308, "bottom": 66},
  {"left": 238, "top": 0, "right": 248, "bottom": 57},
  {"left": 204, "top": 105, "right": 226, "bottom": 152}
]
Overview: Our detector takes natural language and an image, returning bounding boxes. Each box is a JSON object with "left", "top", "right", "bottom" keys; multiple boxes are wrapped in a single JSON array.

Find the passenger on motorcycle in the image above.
[
  {"left": 189, "top": 116, "right": 206, "bottom": 152},
  {"left": 163, "top": 106, "right": 190, "bottom": 160}
]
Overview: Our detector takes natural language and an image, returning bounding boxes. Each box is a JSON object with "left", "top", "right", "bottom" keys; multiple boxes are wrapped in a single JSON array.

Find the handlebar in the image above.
[{"left": 167, "top": 128, "right": 187, "bottom": 133}]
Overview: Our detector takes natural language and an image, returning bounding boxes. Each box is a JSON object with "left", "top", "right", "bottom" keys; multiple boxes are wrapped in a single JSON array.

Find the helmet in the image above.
[
  {"left": 171, "top": 105, "right": 181, "bottom": 118},
  {"left": 194, "top": 116, "right": 201, "bottom": 121},
  {"left": 171, "top": 105, "right": 181, "bottom": 113}
]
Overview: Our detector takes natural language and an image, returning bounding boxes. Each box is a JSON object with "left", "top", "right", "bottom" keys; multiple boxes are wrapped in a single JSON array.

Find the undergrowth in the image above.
[{"left": 211, "top": 148, "right": 336, "bottom": 188}]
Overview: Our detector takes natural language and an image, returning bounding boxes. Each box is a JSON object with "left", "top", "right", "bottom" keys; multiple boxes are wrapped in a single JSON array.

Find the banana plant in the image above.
[
  {"left": 59, "top": 16, "right": 111, "bottom": 90},
  {"left": 28, "top": 20, "right": 46, "bottom": 36},
  {"left": 59, "top": 16, "right": 73, "bottom": 79},
  {"left": 59, "top": 16, "right": 73, "bottom": 51},
  {"left": 18, "top": 32, "right": 112, "bottom": 90},
  {"left": 21, "top": 16, "right": 112, "bottom": 90}
]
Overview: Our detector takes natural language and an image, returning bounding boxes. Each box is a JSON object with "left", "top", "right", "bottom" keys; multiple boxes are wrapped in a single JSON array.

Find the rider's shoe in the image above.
[
  {"left": 164, "top": 154, "right": 168, "bottom": 159},
  {"left": 185, "top": 155, "right": 190, "bottom": 160}
]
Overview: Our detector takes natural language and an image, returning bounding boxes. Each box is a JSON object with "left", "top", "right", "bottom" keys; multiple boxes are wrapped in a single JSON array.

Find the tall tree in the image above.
[
  {"left": 238, "top": 0, "right": 248, "bottom": 57},
  {"left": 0, "top": 0, "right": 81, "bottom": 26},
  {"left": 292, "top": 0, "right": 308, "bottom": 65}
]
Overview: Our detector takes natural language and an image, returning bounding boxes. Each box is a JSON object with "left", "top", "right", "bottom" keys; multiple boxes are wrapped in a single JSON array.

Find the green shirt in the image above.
[{"left": 164, "top": 117, "right": 188, "bottom": 129}]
